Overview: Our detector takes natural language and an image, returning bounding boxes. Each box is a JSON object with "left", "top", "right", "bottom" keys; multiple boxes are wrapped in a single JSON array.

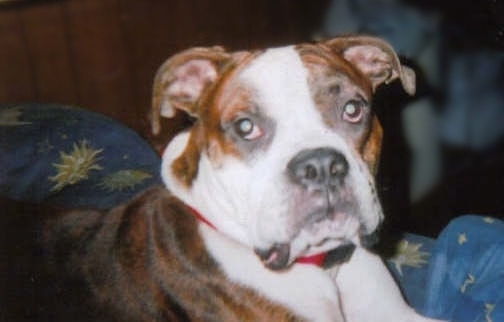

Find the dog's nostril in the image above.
[
  {"left": 329, "top": 158, "right": 348, "bottom": 178},
  {"left": 305, "top": 164, "right": 318, "bottom": 180}
]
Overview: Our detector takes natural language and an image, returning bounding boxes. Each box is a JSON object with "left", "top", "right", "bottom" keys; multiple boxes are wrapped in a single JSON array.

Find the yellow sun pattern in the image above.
[
  {"left": 483, "top": 217, "right": 495, "bottom": 224},
  {"left": 99, "top": 169, "right": 152, "bottom": 192},
  {"left": 460, "top": 273, "right": 475, "bottom": 293},
  {"left": 454, "top": 218, "right": 499, "bottom": 319},
  {"left": 485, "top": 303, "right": 495, "bottom": 322},
  {"left": 0, "top": 106, "right": 31, "bottom": 126},
  {"left": 49, "top": 140, "right": 103, "bottom": 191},
  {"left": 389, "top": 239, "right": 430, "bottom": 276},
  {"left": 458, "top": 232, "right": 468, "bottom": 245}
]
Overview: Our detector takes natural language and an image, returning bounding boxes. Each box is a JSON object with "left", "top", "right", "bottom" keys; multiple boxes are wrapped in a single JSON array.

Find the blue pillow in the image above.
[
  {"left": 386, "top": 216, "right": 504, "bottom": 321},
  {"left": 0, "top": 104, "right": 162, "bottom": 209},
  {"left": 386, "top": 233, "right": 435, "bottom": 310},
  {"left": 422, "top": 215, "right": 504, "bottom": 321}
]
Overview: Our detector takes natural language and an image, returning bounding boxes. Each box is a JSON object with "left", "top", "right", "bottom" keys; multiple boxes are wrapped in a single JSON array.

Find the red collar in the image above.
[{"left": 187, "top": 205, "right": 327, "bottom": 267}]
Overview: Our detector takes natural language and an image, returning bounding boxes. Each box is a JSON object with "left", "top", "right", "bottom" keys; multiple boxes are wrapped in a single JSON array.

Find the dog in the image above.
[{"left": 2, "top": 36, "right": 443, "bottom": 321}]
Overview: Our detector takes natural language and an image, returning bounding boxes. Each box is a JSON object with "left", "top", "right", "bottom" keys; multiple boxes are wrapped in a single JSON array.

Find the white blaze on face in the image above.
[{"left": 162, "top": 46, "right": 383, "bottom": 260}]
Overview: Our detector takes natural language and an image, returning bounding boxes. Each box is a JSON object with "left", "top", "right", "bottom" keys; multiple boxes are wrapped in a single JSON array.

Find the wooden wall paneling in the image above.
[
  {"left": 253, "top": 0, "right": 304, "bottom": 47},
  {"left": 118, "top": 0, "right": 200, "bottom": 139},
  {"left": 246, "top": 0, "right": 297, "bottom": 47},
  {"left": 189, "top": 0, "right": 294, "bottom": 49},
  {"left": 61, "top": 0, "right": 139, "bottom": 130},
  {"left": 19, "top": 1, "right": 78, "bottom": 105},
  {"left": 0, "top": 8, "right": 36, "bottom": 102},
  {"left": 190, "top": 0, "right": 251, "bottom": 47}
]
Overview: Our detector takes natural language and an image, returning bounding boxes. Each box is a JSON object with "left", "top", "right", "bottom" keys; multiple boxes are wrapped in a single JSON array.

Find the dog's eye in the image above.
[
  {"left": 342, "top": 99, "right": 366, "bottom": 123},
  {"left": 234, "top": 118, "right": 263, "bottom": 140}
]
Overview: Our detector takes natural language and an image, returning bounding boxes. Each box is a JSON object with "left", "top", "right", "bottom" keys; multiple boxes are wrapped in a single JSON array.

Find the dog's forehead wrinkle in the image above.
[
  {"left": 238, "top": 46, "right": 363, "bottom": 157},
  {"left": 240, "top": 46, "right": 317, "bottom": 119}
]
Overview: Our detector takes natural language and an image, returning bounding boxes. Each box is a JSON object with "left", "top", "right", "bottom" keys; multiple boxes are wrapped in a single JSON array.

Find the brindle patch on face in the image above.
[
  {"left": 171, "top": 129, "right": 203, "bottom": 187},
  {"left": 170, "top": 51, "right": 266, "bottom": 186},
  {"left": 361, "top": 116, "right": 383, "bottom": 175},
  {"left": 215, "top": 81, "right": 277, "bottom": 160},
  {"left": 194, "top": 50, "right": 280, "bottom": 165},
  {"left": 196, "top": 51, "right": 268, "bottom": 163},
  {"left": 295, "top": 43, "right": 382, "bottom": 172}
]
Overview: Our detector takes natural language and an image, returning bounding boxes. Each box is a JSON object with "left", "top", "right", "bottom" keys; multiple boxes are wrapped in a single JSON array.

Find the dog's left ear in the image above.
[{"left": 325, "top": 36, "right": 416, "bottom": 95}]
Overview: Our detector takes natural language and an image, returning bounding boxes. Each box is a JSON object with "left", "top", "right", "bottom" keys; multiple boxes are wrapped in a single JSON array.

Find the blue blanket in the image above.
[
  {"left": 0, "top": 104, "right": 162, "bottom": 208},
  {"left": 387, "top": 216, "right": 504, "bottom": 322}
]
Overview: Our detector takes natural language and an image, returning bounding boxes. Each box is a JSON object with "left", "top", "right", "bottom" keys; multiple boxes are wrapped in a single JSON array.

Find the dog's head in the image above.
[{"left": 152, "top": 36, "right": 415, "bottom": 270}]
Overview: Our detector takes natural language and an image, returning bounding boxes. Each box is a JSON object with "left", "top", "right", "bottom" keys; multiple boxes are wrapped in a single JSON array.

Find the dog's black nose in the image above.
[{"left": 287, "top": 148, "right": 348, "bottom": 189}]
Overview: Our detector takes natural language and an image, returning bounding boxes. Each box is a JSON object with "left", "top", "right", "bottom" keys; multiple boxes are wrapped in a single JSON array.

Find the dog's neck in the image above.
[{"left": 186, "top": 204, "right": 327, "bottom": 267}]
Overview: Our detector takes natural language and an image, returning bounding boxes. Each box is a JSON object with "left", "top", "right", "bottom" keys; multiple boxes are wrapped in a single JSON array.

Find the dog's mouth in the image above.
[
  {"left": 251, "top": 150, "right": 383, "bottom": 271},
  {"left": 254, "top": 188, "right": 382, "bottom": 271},
  {"left": 254, "top": 209, "right": 362, "bottom": 271}
]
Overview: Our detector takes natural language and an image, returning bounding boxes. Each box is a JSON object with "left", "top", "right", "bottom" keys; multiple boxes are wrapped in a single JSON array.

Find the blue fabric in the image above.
[
  {"left": 386, "top": 233, "right": 436, "bottom": 310},
  {"left": 0, "top": 104, "right": 162, "bottom": 209},
  {"left": 422, "top": 215, "right": 504, "bottom": 321},
  {"left": 387, "top": 216, "right": 504, "bottom": 322}
]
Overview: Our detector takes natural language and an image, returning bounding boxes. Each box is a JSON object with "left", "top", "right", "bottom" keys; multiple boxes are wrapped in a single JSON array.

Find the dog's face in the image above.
[{"left": 152, "top": 36, "right": 415, "bottom": 270}]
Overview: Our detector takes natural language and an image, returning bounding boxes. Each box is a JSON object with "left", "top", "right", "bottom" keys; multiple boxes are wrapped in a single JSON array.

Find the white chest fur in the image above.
[{"left": 199, "top": 224, "right": 344, "bottom": 322}]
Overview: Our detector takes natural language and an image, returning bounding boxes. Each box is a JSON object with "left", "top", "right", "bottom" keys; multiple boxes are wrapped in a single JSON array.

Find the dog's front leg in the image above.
[{"left": 332, "top": 247, "right": 445, "bottom": 322}]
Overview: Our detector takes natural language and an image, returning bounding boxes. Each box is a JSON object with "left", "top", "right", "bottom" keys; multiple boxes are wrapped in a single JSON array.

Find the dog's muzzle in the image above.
[{"left": 255, "top": 148, "right": 355, "bottom": 270}]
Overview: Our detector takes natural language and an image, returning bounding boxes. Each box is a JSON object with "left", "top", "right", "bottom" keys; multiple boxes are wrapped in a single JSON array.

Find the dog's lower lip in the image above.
[
  {"left": 254, "top": 243, "right": 290, "bottom": 270},
  {"left": 264, "top": 251, "right": 279, "bottom": 265}
]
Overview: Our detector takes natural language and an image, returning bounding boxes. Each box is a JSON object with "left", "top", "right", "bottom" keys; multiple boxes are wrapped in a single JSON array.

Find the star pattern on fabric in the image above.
[
  {"left": 0, "top": 106, "right": 31, "bottom": 126},
  {"left": 483, "top": 217, "right": 495, "bottom": 224},
  {"left": 389, "top": 239, "right": 430, "bottom": 276},
  {"left": 460, "top": 273, "right": 475, "bottom": 293},
  {"left": 49, "top": 140, "right": 103, "bottom": 191},
  {"left": 458, "top": 233, "right": 468, "bottom": 245},
  {"left": 37, "top": 138, "right": 54, "bottom": 154},
  {"left": 485, "top": 303, "right": 495, "bottom": 322},
  {"left": 98, "top": 169, "right": 152, "bottom": 192}
]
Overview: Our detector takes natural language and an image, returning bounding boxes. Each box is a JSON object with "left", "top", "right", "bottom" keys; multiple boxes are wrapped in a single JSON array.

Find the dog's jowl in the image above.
[{"left": 3, "top": 36, "right": 445, "bottom": 321}]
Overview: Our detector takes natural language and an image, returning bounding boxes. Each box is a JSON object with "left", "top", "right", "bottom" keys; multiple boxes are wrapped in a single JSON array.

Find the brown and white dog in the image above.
[
  {"left": 149, "top": 35, "right": 441, "bottom": 321},
  {"left": 2, "top": 36, "right": 442, "bottom": 322}
]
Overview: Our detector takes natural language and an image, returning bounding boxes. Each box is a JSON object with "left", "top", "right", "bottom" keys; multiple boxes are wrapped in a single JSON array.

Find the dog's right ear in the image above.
[
  {"left": 151, "top": 46, "right": 230, "bottom": 135},
  {"left": 324, "top": 36, "right": 416, "bottom": 96}
]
